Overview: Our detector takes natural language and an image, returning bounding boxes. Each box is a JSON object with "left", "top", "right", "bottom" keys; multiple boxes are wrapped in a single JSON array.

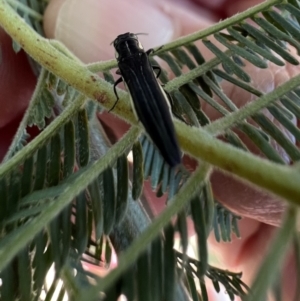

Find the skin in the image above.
[{"left": 0, "top": 0, "right": 298, "bottom": 299}]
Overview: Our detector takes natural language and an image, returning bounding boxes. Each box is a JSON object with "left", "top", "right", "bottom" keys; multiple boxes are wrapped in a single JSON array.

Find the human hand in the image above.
[
  {"left": 42, "top": 1, "right": 298, "bottom": 299},
  {"left": 1, "top": 0, "right": 297, "bottom": 299}
]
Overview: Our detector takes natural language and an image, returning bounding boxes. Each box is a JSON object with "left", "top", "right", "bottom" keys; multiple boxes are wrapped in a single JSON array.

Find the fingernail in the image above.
[{"left": 45, "top": 0, "right": 174, "bottom": 62}]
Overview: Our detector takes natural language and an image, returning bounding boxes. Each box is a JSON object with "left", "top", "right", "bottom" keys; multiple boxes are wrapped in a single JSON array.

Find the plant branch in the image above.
[
  {"left": 0, "top": 94, "right": 85, "bottom": 178},
  {"left": 1, "top": 0, "right": 300, "bottom": 205},
  {"left": 87, "top": 59, "right": 117, "bottom": 72},
  {"left": 0, "top": 126, "right": 141, "bottom": 272},
  {"left": 175, "top": 118, "right": 300, "bottom": 204},
  {"left": 78, "top": 163, "right": 212, "bottom": 300}
]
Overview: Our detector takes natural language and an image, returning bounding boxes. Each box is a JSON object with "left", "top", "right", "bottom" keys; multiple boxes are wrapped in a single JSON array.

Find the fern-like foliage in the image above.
[{"left": 0, "top": 0, "right": 300, "bottom": 301}]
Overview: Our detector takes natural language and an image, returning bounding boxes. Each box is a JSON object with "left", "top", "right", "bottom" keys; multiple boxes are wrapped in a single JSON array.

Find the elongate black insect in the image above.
[{"left": 112, "top": 32, "right": 181, "bottom": 167}]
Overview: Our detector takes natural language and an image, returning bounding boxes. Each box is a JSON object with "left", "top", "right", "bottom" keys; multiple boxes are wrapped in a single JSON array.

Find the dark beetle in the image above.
[{"left": 112, "top": 32, "right": 181, "bottom": 167}]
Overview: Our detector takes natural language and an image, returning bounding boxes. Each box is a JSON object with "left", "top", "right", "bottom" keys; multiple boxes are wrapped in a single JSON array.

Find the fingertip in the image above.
[
  {"left": 43, "top": 0, "right": 175, "bottom": 62},
  {"left": 159, "top": 1, "right": 215, "bottom": 37},
  {"left": 43, "top": 0, "right": 65, "bottom": 38}
]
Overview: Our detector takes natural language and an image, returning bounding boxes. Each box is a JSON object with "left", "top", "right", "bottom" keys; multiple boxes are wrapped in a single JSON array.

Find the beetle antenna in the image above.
[{"left": 135, "top": 32, "right": 148, "bottom": 36}]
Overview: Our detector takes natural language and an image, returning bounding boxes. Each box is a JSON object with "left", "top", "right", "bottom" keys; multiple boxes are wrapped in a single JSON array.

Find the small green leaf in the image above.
[
  {"left": 281, "top": 95, "right": 300, "bottom": 119},
  {"left": 172, "top": 47, "right": 196, "bottom": 69},
  {"left": 34, "top": 144, "right": 47, "bottom": 190},
  {"left": 241, "top": 22, "right": 299, "bottom": 65},
  {"left": 200, "top": 278, "right": 208, "bottom": 301},
  {"left": 202, "top": 183, "right": 215, "bottom": 237},
  {"left": 33, "top": 232, "right": 50, "bottom": 293},
  {"left": 47, "top": 72, "right": 57, "bottom": 90},
  {"left": 185, "top": 43, "right": 206, "bottom": 65},
  {"left": 268, "top": 105, "right": 300, "bottom": 142},
  {"left": 132, "top": 141, "right": 144, "bottom": 200},
  {"left": 56, "top": 79, "right": 68, "bottom": 95},
  {"left": 227, "top": 27, "right": 285, "bottom": 66},
  {"left": 252, "top": 113, "right": 300, "bottom": 161},
  {"left": 180, "top": 84, "right": 201, "bottom": 111},
  {"left": 121, "top": 266, "right": 136, "bottom": 301},
  {"left": 215, "top": 33, "right": 268, "bottom": 68},
  {"left": 105, "top": 240, "right": 113, "bottom": 266},
  {"left": 18, "top": 247, "right": 32, "bottom": 301},
  {"left": 137, "top": 250, "right": 151, "bottom": 301},
  {"left": 161, "top": 162, "right": 171, "bottom": 193},
  {"left": 202, "top": 75, "right": 236, "bottom": 111},
  {"left": 225, "top": 130, "right": 249, "bottom": 151},
  {"left": 60, "top": 203, "right": 72, "bottom": 265},
  {"left": 190, "top": 196, "right": 208, "bottom": 276},
  {"left": 159, "top": 52, "right": 182, "bottom": 76},
  {"left": 203, "top": 39, "right": 251, "bottom": 82},
  {"left": 21, "top": 157, "right": 34, "bottom": 197},
  {"left": 150, "top": 237, "right": 163, "bottom": 301},
  {"left": 143, "top": 142, "right": 154, "bottom": 179},
  {"left": 268, "top": 9, "right": 300, "bottom": 41},
  {"left": 253, "top": 15, "right": 300, "bottom": 54},
  {"left": 63, "top": 120, "right": 75, "bottom": 178},
  {"left": 0, "top": 177, "right": 8, "bottom": 226},
  {"left": 187, "top": 274, "right": 201, "bottom": 301},
  {"left": 172, "top": 90, "right": 200, "bottom": 127},
  {"left": 47, "top": 133, "right": 61, "bottom": 186},
  {"left": 115, "top": 154, "right": 129, "bottom": 224},
  {"left": 102, "top": 167, "right": 116, "bottom": 235},
  {"left": 177, "top": 210, "right": 188, "bottom": 269},
  {"left": 88, "top": 180, "right": 103, "bottom": 241},
  {"left": 163, "top": 224, "right": 176, "bottom": 301},
  {"left": 0, "top": 262, "right": 17, "bottom": 301},
  {"left": 238, "top": 123, "right": 285, "bottom": 163},
  {"left": 282, "top": 2, "right": 300, "bottom": 25},
  {"left": 211, "top": 278, "right": 220, "bottom": 293},
  {"left": 77, "top": 108, "right": 90, "bottom": 167},
  {"left": 7, "top": 171, "right": 20, "bottom": 217},
  {"left": 150, "top": 149, "right": 164, "bottom": 190}
]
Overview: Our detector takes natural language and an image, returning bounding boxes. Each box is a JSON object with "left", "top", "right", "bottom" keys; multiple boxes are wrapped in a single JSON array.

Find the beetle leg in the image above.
[
  {"left": 146, "top": 48, "right": 162, "bottom": 78},
  {"left": 146, "top": 45, "right": 163, "bottom": 56},
  {"left": 165, "top": 89, "right": 186, "bottom": 123},
  {"left": 109, "top": 77, "right": 123, "bottom": 112},
  {"left": 152, "top": 65, "right": 161, "bottom": 79},
  {"left": 146, "top": 48, "right": 154, "bottom": 56}
]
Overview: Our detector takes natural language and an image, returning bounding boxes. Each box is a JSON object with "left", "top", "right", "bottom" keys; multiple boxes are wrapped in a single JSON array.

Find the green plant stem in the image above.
[
  {"left": 153, "top": 0, "right": 283, "bottom": 54},
  {"left": 174, "top": 118, "right": 300, "bottom": 205},
  {"left": 0, "top": 94, "right": 85, "bottom": 178},
  {"left": 87, "top": 59, "right": 117, "bottom": 72},
  {"left": 78, "top": 163, "right": 212, "bottom": 301},
  {"left": 0, "top": 126, "right": 141, "bottom": 272},
  {"left": 164, "top": 55, "right": 227, "bottom": 92}
]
